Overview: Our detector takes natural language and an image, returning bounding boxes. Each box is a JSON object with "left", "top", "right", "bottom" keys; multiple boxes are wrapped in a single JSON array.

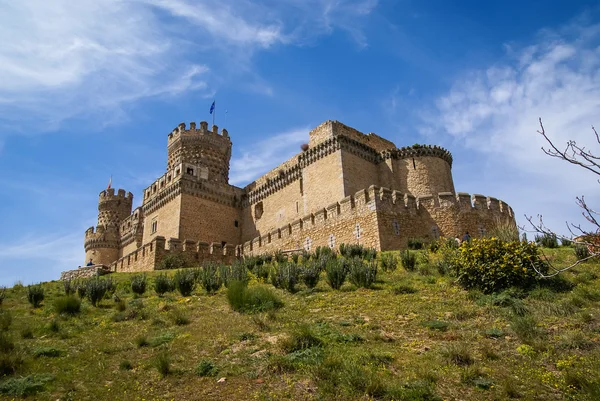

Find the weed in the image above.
[
  {"left": 558, "top": 331, "right": 594, "bottom": 350},
  {"left": 20, "top": 327, "right": 33, "bottom": 339},
  {"left": 325, "top": 257, "right": 348, "bottom": 290},
  {"left": 481, "top": 347, "right": 500, "bottom": 361},
  {"left": 115, "top": 300, "right": 127, "bottom": 311},
  {"left": 227, "top": 281, "right": 283, "bottom": 313},
  {"left": 271, "top": 261, "right": 300, "bottom": 293},
  {"left": 85, "top": 277, "right": 111, "bottom": 306},
  {"left": 173, "top": 269, "right": 196, "bottom": 296},
  {"left": 380, "top": 253, "right": 398, "bottom": 272},
  {"left": 301, "top": 260, "right": 322, "bottom": 289},
  {"left": 420, "top": 320, "right": 449, "bottom": 331},
  {"left": 575, "top": 243, "right": 591, "bottom": 259},
  {"left": 251, "top": 314, "right": 271, "bottom": 331},
  {"left": 154, "top": 351, "right": 171, "bottom": 376},
  {"left": 154, "top": 273, "right": 174, "bottom": 296},
  {"left": 400, "top": 250, "right": 417, "bottom": 271},
  {"left": 0, "top": 310, "right": 12, "bottom": 331},
  {"left": 131, "top": 274, "right": 147, "bottom": 295},
  {"left": 196, "top": 360, "right": 218, "bottom": 377},
  {"left": 27, "top": 284, "right": 44, "bottom": 308},
  {"left": 170, "top": 308, "right": 190, "bottom": 326},
  {"left": 0, "top": 331, "right": 14, "bottom": 353},
  {"left": 528, "top": 287, "right": 556, "bottom": 301},
  {"left": 442, "top": 343, "right": 474, "bottom": 366},
  {"left": 63, "top": 279, "right": 75, "bottom": 295},
  {"left": 157, "top": 253, "right": 187, "bottom": 270},
  {"left": 119, "top": 360, "right": 133, "bottom": 370},
  {"left": 0, "top": 286, "right": 5, "bottom": 306},
  {"left": 198, "top": 262, "right": 223, "bottom": 294},
  {"left": 484, "top": 328, "right": 504, "bottom": 338},
  {"left": 150, "top": 332, "right": 175, "bottom": 347},
  {"left": 407, "top": 238, "right": 424, "bottom": 250},
  {"left": 33, "top": 347, "right": 62, "bottom": 358},
  {"left": 219, "top": 261, "right": 249, "bottom": 288},
  {"left": 54, "top": 295, "right": 81, "bottom": 315},
  {"left": 47, "top": 319, "right": 60, "bottom": 333},
  {"left": 0, "top": 374, "right": 54, "bottom": 396},
  {"left": 536, "top": 233, "right": 559, "bottom": 248},
  {"left": 392, "top": 283, "right": 418, "bottom": 294},
  {"left": 510, "top": 315, "right": 546, "bottom": 345},
  {"left": 135, "top": 335, "right": 149, "bottom": 348}
]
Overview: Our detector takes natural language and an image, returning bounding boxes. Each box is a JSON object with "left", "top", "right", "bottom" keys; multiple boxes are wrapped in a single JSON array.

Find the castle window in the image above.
[
  {"left": 151, "top": 219, "right": 158, "bottom": 234},
  {"left": 328, "top": 234, "right": 336, "bottom": 249},
  {"left": 255, "top": 202, "right": 264, "bottom": 219},
  {"left": 187, "top": 167, "right": 194, "bottom": 175},
  {"left": 354, "top": 223, "right": 362, "bottom": 239},
  {"left": 153, "top": 185, "right": 157, "bottom": 193},
  {"left": 161, "top": 181, "right": 165, "bottom": 188},
  {"left": 304, "top": 237, "right": 312, "bottom": 251},
  {"left": 167, "top": 175, "right": 172, "bottom": 182},
  {"left": 392, "top": 220, "right": 400, "bottom": 236},
  {"left": 176, "top": 169, "right": 180, "bottom": 175},
  {"left": 296, "top": 201, "right": 299, "bottom": 214},
  {"left": 299, "top": 178, "right": 303, "bottom": 195},
  {"left": 234, "top": 220, "right": 239, "bottom": 228}
]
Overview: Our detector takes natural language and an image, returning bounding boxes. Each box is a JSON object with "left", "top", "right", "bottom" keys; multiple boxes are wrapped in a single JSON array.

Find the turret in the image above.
[
  {"left": 166, "top": 121, "right": 232, "bottom": 184},
  {"left": 83, "top": 188, "right": 133, "bottom": 266}
]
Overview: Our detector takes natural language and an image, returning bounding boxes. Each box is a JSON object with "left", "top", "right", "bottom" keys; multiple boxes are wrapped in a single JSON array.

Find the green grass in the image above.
[{"left": 0, "top": 248, "right": 598, "bottom": 400}]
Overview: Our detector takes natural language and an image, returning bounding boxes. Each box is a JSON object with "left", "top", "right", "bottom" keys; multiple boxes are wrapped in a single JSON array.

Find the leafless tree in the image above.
[{"left": 524, "top": 118, "right": 599, "bottom": 277}]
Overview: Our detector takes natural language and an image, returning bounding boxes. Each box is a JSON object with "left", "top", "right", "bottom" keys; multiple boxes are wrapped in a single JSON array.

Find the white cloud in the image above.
[
  {"left": 424, "top": 21, "right": 600, "bottom": 235},
  {"left": 0, "top": 0, "right": 377, "bottom": 131},
  {"left": 230, "top": 127, "right": 309, "bottom": 186}
]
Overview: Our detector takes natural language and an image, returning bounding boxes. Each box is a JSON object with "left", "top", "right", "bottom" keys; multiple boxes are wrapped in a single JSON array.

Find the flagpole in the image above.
[
  {"left": 225, "top": 109, "right": 228, "bottom": 127},
  {"left": 212, "top": 101, "right": 215, "bottom": 127}
]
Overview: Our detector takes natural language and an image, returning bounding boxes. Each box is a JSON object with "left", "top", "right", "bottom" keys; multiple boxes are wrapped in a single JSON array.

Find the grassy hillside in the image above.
[{"left": 1, "top": 247, "right": 600, "bottom": 400}]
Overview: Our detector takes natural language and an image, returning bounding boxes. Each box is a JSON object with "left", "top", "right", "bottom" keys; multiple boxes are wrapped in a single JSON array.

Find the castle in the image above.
[{"left": 82, "top": 120, "right": 516, "bottom": 273}]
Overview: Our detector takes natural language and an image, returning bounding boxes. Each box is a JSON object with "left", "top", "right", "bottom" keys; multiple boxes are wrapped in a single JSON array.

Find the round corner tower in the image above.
[
  {"left": 166, "top": 121, "right": 232, "bottom": 184},
  {"left": 394, "top": 145, "right": 455, "bottom": 196},
  {"left": 84, "top": 188, "right": 133, "bottom": 266}
]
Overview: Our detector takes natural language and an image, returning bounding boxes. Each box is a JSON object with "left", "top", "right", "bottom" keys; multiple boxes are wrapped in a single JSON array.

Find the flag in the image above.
[
  {"left": 107, "top": 175, "right": 112, "bottom": 189},
  {"left": 209, "top": 101, "right": 215, "bottom": 114}
]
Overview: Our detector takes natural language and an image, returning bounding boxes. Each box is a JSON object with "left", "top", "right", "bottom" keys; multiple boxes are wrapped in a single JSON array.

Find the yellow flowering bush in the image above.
[{"left": 456, "top": 238, "right": 548, "bottom": 293}]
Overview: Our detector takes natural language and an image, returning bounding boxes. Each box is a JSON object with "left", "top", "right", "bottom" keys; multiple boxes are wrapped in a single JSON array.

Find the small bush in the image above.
[
  {"left": 75, "top": 280, "right": 87, "bottom": 299},
  {"left": 173, "top": 269, "right": 196, "bottom": 296},
  {"left": 63, "top": 279, "right": 75, "bottom": 296},
  {"left": 575, "top": 243, "right": 591, "bottom": 260},
  {"left": 253, "top": 263, "right": 270, "bottom": 282},
  {"left": 442, "top": 343, "right": 474, "bottom": 366},
  {"left": 561, "top": 238, "right": 572, "bottom": 247},
  {"left": 280, "top": 325, "right": 323, "bottom": 353},
  {"left": 420, "top": 320, "right": 449, "bottom": 331},
  {"left": 135, "top": 335, "right": 149, "bottom": 348},
  {"left": 119, "top": 360, "right": 133, "bottom": 371},
  {"left": 154, "top": 273, "right": 173, "bottom": 296},
  {"left": 400, "top": 250, "right": 417, "bottom": 271},
  {"left": 131, "top": 274, "right": 147, "bottom": 295},
  {"left": 347, "top": 257, "right": 378, "bottom": 288},
  {"left": 33, "top": 347, "right": 62, "bottom": 358},
  {"left": 227, "top": 281, "right": 283, "bottom": 313},
  {"left": 158, "top": 253, "right": 187, "bottom": 270},
  {"left": 0, "top": 332, "right": 14, "bottom": 353},
  {"left": 511, "top": 315, "right": 546, "bottom": 345},
  {"left": 325, "top": 257, "right": 348, "bottom": 290},
  {"left": 196, "top": 360, "right": 218, "bottom": 377},
  {"left": 301, "top": 260, "right": 322, "bottom": 289},
  {"left": 0, "top": 310, "right": 11, "bottom": 331},
  {"left": 53, "top": 295, "right": 81, "bottom": 315},
  {"left": 456, "top": 238, "right": 548, "bottom": 293},
  {"left": 407, "top": 238, "right": 424, "bottom": 250},
  {"left": 219, "top": 261, "right": 249, "bottom": 288},
  {"left": 271, "top": 261, "right": 300, "bottom": 293},
  {"left": 198, "top": 263, "right": 223, "bottom": 294},
  {"left": 20, "top": 327, "right": 33, "bottom": 339},
  {"left": 154, "top": 352, "right": 171, "bottom": 376},
  {"left": 380, "top": 253, "right": 398, "bottom": 272},
  {"left": 170, "top": 309, "right": 190, "bottom": 326},
  {"left": 392, "top": 283, "right": 418, "bottom": 295},
  {"left": 27, "top": 284, "right": 44, "bottom": 308},
  {"left": 0, "top": 374, "right": 53, "bottom": 397},
  {"left": 535, "top": 233, "right": 559, "bottom": 248},
  {"left": 85, "top": 277, "right": 111, "bottom": 307}
]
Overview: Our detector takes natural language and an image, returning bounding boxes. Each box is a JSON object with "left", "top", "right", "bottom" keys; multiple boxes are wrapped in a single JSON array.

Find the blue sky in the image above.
[{"left": 1, "top": 0, "right": 599, "bottom": 286}]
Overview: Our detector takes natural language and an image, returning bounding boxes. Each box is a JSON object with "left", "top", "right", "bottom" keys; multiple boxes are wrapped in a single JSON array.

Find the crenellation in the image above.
[
  {"left": 472, "top": 194, "right": 487, "bottom": 210},
  {"left": 487, "top": 196, "right": 501, "bottom": 212}
]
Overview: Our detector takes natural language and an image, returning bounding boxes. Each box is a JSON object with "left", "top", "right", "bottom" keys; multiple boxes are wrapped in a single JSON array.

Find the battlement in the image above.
[
  {"left": 99, "top": 188, "right": 134, "bottom": 201},
  {"left": 382, "top": 145, "right": 453, "bottom": 167},
  {"left": 167, "top": 121, "right": 230, "bottom": 143}
]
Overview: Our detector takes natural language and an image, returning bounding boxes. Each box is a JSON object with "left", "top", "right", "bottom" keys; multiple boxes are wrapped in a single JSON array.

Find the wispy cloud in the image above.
[
  {"left": 230, "top": 127, "right": 309, "bottom": 186},
  {"left": 423, "top": 20, "right": 600, "bottom": 234},
  {"left": 0, "top": 0, "right": 377, "bottom": 131}
]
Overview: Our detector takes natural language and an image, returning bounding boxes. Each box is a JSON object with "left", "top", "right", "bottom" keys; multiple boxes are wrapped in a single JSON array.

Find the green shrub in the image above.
[
  {"left": 0, "top": 310, "right": 11, "bottom": 331},
  {"left": 173, "top": 269, "right": 196, "bottom": 296},
  {"left": 0, "top": 374, "right": 53, "bottom": 396},
  {"left": 198, "top": 263, "right": 222, "bottom": 294},
  {"left": 75, "top": 280, "right": 87, "bottom": 299},
  {"left": 442, "top": 343, "right": 474, "bottom": 366},
  {"left": 63, "top": 279, "right": 75, "bottom": 296},
  {"left": 400, "top": 250, "right": 417, "bottom": 271},
  {"left": 150, "top": 332, "right": 175, "bottom": 347},
  {"left": 347, "top": 257, "right": 378, "bottom": 288},
  {"left": 561, "top": 238, "right": 572, "bottom": 247},
  {"left": 535, "top": 233, "right": 559, "bottom": 248},
  {"left": 53, "top": 295, "right": 81, "bottom": 315},
  {"left": 273, "top": 251, "right": 287, "bottom": 264},
  {"left": 47, "top": 320, "right": 60, "bottom": 333},
  {"left": 27, "top": 284, "right": 44, "bottom": 308},
  {"left": 20, "top": 327, "right": 33, "bottom": 339},
  {"left": 253, "top": 263, "right": 270, "bottom": 282},
  {"left": 227, "top": 281, "right": 283, "bottom": 313},
  {"left": 0, "top": 331, "right": 14, "bottom": 353},
  {"left": 131, "top": 274, "right": 147, "bottom": 295},
  {"left": 195, "top": 360, "right": 218, "bottom": 377},
  {"left": 280, "top": 325, "right": 323, "bottom": 353},
  {"left": 339, "top": 243, "right": 376, "bottom": 260},
  {"left": 158, "top": 253, "right": 187, "bottom": 270},
  {"left": 154, "top": 351, "right": 170, "bottom": 376},
  {"left": 510, "top": 315, "right": 546, "bottom": 345},
  {"left": 420, "top": 320, "right": 449, "bottom": 331},
  {"left": 271, "top": 261, "right": 300, "bottom": 293},
  {"left": 219, "top": 261, "right": 248, "bottom": 288},
  {"left": 301, "top": 260, "right": 322, "bottom": 289},
  {"left": 154, "top": 273, "right": 173, "bottom": 296},
  {"left": 135, "top": 335, "right": 149, "bottom": 348},
  {"left": 291, "top": 253, "right": 299, "bottom": 264},
  {"left": 325, "top": 257, "right": 348, "bottom": 290},
  {"left": 170, "top": 308, "right": 190, "bottom": 326},
  {"left": 85, "top": 277, "right": 111, "bottom": 306},
  {"left": 380, "top": 253, "right": 398, "bottom": 272},
  {"left": 407, "top": 238, "right": 424, "bottom": 250},
  {"left": 119, "top": 360, "right": 133, "bottom": 371},
  {"left": 243, "top": 255, "right": 260, "bottom": 271},
  {"left": 33, "top": 347, "right": 62, "bottom": 358},
  {"left": 392, "top": 283, "right": 418, "bottom": 295},
  {"left": 575, "top": 243, "right": 591, "bottom": 260},
  {"left": 456, "top": 238, "right": 548, "bottom": 293}
]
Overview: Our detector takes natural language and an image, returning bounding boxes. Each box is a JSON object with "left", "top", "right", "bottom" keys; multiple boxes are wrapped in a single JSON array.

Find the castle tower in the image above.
[
  {"left": 84, "top": 188, "right": 133, "bottom": 266},
  {"left": 401, "top": 145, "right": 455, "bottom": 196},
  {"left": 166, "top": 121, "right": 232, "bottom": 184}
]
